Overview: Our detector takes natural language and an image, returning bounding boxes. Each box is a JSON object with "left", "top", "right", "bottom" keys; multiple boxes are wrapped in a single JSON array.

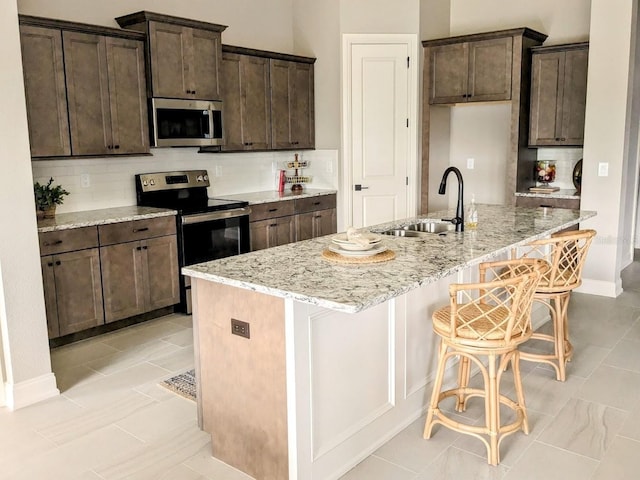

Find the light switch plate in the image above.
[
  {"left": 466, "top": 158, "right": 475, "bottom": 169},
  {"left": 80, "top": 173, "right": 90, "bottom": 188},
  {"left": 598, "top": 162, "right": 609, "bottom": 177}
]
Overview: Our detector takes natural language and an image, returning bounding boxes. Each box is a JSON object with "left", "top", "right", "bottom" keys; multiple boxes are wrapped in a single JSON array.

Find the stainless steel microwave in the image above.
[{"left": 151, "top": 98, "right": 224, "bottom": 147}]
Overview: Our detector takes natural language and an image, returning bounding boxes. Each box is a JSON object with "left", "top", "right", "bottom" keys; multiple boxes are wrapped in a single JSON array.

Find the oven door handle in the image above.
[{"left": 181, "top": 207, "right": 251, "bottom": 225}]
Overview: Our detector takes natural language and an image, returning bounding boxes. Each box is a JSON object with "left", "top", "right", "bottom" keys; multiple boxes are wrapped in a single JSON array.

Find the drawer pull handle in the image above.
[
  {"left": 44, "top": 240, "right": 63, "bottom": 246},
  {"left": 268, "top": 208, "right": 278, "bottom": 212},
  {"left": 133, "top": 227, "right": 149, "bottom": 233},
  {"left": 313, "top": 202, "right": 321, "bottom": 205}
]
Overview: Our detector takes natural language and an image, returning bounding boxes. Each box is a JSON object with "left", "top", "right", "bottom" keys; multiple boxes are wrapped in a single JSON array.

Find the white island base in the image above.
[{"left": 192, "top": 272, "right": 461, "bottom": 480}]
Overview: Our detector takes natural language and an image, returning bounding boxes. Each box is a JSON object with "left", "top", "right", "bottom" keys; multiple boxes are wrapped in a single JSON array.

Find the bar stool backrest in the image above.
[
  {"left": 444, "top": 260, "right": 543, "bottom": 347},
  {"left": 519, "top": 229, "right": 596, "bottom": 293}
]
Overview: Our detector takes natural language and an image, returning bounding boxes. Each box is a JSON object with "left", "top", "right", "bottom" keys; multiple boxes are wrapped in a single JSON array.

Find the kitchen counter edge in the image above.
[{"left": 36, "top": 206, "right": 177, "bottom": 233}]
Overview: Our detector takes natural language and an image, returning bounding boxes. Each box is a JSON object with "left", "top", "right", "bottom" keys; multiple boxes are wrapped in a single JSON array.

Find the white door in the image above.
[{"left": 343, "top": 36, "right": 417, "bottom": 228}]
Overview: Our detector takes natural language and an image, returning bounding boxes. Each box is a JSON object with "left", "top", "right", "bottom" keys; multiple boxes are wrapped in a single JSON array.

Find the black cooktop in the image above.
[{"left": 135, "top": 170, "right": 248, "bottom": 215}]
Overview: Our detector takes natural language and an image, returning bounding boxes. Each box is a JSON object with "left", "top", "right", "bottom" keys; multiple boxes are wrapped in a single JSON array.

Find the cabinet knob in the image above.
[
  {"left": 136, "top": 246, "right": 142, "bottom": 251},
  {"left": 55, "top": 260, "right": 61, "bottom": 266},
  {"left": 107, "top": 145, "right": 113, "bottom": 150},
  {"left": 114, "top": 145, "right": 120, "bottom": 150},
  {"left": 47, "top": 262, "right": 54, "bottom": 267},
  {"left": 142, "top": 246, "right": 148, "bottom": 250}
]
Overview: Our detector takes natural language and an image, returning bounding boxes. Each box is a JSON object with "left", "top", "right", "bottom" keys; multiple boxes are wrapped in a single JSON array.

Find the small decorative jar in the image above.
[{"left": 536, "top": 160, "right": 556, "bottom": 185}]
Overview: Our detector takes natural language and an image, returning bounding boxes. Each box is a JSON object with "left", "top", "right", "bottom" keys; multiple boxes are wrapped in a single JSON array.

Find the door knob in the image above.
[{"left": 354, "top": 184, "right": 369, "bottom": 191}]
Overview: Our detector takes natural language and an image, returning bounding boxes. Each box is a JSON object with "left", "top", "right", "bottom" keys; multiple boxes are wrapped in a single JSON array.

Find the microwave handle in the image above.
[{"left": 207, "top": 108, "right": 214, "bottom": 139}]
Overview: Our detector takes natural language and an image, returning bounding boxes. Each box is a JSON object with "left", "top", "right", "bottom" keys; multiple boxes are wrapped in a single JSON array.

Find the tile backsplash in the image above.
[
  {"left": 536, "top": 147, "right": 583, "bottom": 190},
  {"left": 31, "top": 149, "right": 339, "bottom": 214}
]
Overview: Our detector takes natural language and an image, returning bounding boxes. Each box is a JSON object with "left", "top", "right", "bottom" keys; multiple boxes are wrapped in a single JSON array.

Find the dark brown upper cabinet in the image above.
[
  {"left": 529, "top": 43, "right": 589, "bottom": 147},
  {"left": 116, "top": 11, "right": 227, "bottom": 100},
  {"left": 19, "top": 15, "right": 149, "bottom": 158},
  {"left": 216, "top": 45, "right": 316, "bottom": 152},
  {"left": 270, "top": 59, "right": 315, "bottom": 149},
  {"left": 19, "top": 24, "right": 71, "bottom": 157},
  {"left": 63, "top": 31, "right": 149, "bottom": 155},
  {"left": 221, "top": 50, "right": 272, "bottom": 151},
  {"left": 429, "top": 37, "right": 513, "bottom": 104}
]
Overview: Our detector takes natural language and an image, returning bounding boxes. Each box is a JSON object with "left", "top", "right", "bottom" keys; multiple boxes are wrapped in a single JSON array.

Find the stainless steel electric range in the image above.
[{"left": 135, "top": 170, "right": 250, "bottom": 313}]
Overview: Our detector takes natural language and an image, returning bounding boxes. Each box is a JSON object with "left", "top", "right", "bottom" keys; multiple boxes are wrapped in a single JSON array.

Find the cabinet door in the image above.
[
  {"left": 221, "top": 53, "right": 271, "bottom": 151},
  {"left": 429, "top": 43, "right": 469, "bottom": 104},
  {"left": 19, "top": 25, "right": 70, "bottom": 157},
  {"left": 63, "top": 31, "right": 112, "bottom": 155},
  {"left": 190, "top": 27, "right": 221, "bottom": 100},
  {"left": 148, "top": 21, "right": 191, "bottom": 98},
  {"left": 560, "top": 48, "right": 589, "bottom": 145},
  {"left": 291, "top": 62, "right": 315, "bottom": 149},
  {"left": 270, "top": 59, "right": 315, "bottom": 149},
  {"left": 468, "top": 37, "right": 512, "bottom": 102},
  {"left": 52, "top": 249, "right": 104, "bottom": 336},
  {"left": 529, "top": 52, "right": 564, "bottom": 146},
  {"left": 101, "top": 241, "right": 145, "bottom": 323},
  {"left": 296, "top": 208, "right": 337, "bottom": 242},
  {"left": 250, "top": 217, "right": 296, "bottom": 251},
  {"left": 40, "top": 256, "right": 60, "bottom": 338},
  {"left": 105, "top": 37, "right": 149, "bottom": 154},
  {"left": 142, "top": 236, "right": 180, "bottom": 311}
]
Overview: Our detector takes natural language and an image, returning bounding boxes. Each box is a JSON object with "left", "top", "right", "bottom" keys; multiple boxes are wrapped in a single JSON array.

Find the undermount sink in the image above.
[{"left": 380, "top": 221, "right": 456, "bottom": 237}]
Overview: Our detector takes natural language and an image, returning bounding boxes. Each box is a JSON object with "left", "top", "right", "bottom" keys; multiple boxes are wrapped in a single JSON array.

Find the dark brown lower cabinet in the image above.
[
  {"left": 250, "top": 217, "right": 296, "bottom": 251},
  {"left": 296, "top": 209, "right": 337, "bottom": 242},
  {"left": 40, "top": 249, "right": 104, "bottom": 338},
  {"left": 101, "top": 235, "right": 179, "bottom": 323}
]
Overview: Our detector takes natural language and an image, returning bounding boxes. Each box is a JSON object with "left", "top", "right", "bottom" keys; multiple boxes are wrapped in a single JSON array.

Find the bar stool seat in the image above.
[
  {"left": 423, "top": 258, "right": 545, "bottom": 465},
  {"left": 516, "top": 229, "right": 596, "bottom": 381}
]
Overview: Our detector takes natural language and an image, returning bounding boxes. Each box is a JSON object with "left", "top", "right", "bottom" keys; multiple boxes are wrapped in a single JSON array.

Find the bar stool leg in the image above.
[
  {"left": 424, "top": 340, "right": 448, "bottom": 439},
  {"left": 509, "top": 350, "right": 529, "bottom": 434},
  {"left": 552, "top": 295, "right": 568, "bottom": 382},
  {"left": 456, "top": 356, "right": 471, "bottom": 412},
  {"left": 487, "top": 352, "right": 500, "bottom": 466}
]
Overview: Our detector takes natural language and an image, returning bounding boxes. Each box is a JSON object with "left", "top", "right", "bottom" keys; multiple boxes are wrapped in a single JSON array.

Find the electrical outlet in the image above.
[
  {"left": 466, "top": 158, "right": 475, "bottom": 169},
  {"left": 598, "top": 162, "right": 609, "bottom": 177},
  {"left": 231, "top": 318, "right": 250, "bottom": 339},
  {"left": 214, "top": 165, "right": 222, "bottom": 177},
  {"left": 80, "top": 173, "right": 90, "bottom": 188}
]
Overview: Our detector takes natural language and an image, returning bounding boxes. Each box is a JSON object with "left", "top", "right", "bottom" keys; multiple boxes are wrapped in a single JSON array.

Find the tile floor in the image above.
[{"left": 1, "top": 262, "right": 640, "bottom": 479}]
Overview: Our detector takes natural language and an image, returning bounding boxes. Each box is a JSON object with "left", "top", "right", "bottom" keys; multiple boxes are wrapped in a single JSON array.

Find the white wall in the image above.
[
  {"left": 1, "top": 0, "right": 58, "bottom": 409},
  {"left": 580, "top": 0, "right": 636, "bottom": 296},
  {"left": 17, "top": 0, "right": 295, "bottom": 52}
]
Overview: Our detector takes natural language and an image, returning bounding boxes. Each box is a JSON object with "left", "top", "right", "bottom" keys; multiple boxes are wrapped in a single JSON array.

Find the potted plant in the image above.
[{"left": 34, "top": 177, "right": 69, "bottom": 219}]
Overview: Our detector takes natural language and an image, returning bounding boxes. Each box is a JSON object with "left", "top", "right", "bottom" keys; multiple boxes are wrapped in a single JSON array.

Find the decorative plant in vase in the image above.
[{"left": 34, "top": 177, "right": 69, "bottom": 219}]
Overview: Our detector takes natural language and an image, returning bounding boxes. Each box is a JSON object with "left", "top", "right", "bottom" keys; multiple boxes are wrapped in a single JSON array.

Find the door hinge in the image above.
[
  {"left": 406, "top": 118, "right": 409, "bottom": 128},
  {"left": 407, "top": 56, "right": 410, "bottom": 68}
]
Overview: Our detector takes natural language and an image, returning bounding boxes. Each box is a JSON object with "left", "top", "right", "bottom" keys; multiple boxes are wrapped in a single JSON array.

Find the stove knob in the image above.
[
  {"left": 196, "top": 175, "right": 203, "bottom": 182},
  {"left": 142, "top": 180, "right": 148, "bottom": 186},
  {"left": 203, "top": 174, "right": 209, "bottom": 181},
  {"left": 149, "top": 179, "right": 155, "bottom": 186}
]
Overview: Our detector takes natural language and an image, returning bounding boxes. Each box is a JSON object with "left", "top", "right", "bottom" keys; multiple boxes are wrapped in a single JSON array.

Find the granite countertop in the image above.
[
  {"left": 37, "top": 206, "right": 177, "bottom": 233},
  {"left": 183, "top": 204, "right": 597, "bottom": 313},
  {"left": 218, "top": 188, "right": 337, "bottom": 205},
  {"left": 515, "top": 189, "right": 580, "bottom": 199}
]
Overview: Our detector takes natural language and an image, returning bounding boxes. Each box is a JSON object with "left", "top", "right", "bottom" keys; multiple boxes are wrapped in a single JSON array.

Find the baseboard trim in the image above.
[
  {"left": 576, "top": 278, "right": 622, "bottom": 298},
  {"left": 4, "top": 372, "right": 59, "bottom": 410}
]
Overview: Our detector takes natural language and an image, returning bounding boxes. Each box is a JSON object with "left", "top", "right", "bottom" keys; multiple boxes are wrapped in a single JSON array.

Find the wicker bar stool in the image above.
[
  {"left": 516, "top": 229, "right": 596, "bottom": 381},
  {"left": 423, "top": 259, "right": 544, "bottom": 465}
]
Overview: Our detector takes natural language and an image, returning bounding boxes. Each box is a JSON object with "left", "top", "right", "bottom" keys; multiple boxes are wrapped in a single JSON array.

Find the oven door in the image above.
[{"left": 179, "top": 207, "right": 251, "bottom": 313}]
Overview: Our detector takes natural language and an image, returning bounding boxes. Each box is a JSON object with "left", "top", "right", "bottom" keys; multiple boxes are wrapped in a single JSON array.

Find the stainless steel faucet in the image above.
[{"left": 438, "top": 167, "right": 464, "bottom": 232}]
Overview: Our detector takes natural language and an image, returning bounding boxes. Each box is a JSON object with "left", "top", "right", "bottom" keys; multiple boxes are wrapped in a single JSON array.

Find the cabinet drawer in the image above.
[
  {"left": 516, "top": 196, "right": 580, "bottom": 210},
  {"left": 249, "top": 201, "right": 295, "bottom": 222},
  {"left": 98, "top": 216, "right": 176, "bottom": 246},
  {"left": 294, "top": 194, "right": 337, "bottom": 214},
  {"left": 39, "top": 226, "right": 99, "bottom": 256}
]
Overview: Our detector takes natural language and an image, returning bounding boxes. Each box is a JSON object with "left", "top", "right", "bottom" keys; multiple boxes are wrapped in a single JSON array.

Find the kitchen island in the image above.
[{"left": 182, "top": 204, "right": 596, "bottom": 480}]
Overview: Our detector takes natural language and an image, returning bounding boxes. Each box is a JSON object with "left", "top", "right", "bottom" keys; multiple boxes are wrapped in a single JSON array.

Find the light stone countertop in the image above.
[
  {"left": 217, "top": 188, "right": 337, "bottom": 205},
  {"left": 36, "top": 206, "right": 177, "bottom": 233},
  {"left": 183, "top": 204, "right": 597, "bottom": 313},
  {"left": 515, "top": 189, "right": 580, "bottom": 199}
]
